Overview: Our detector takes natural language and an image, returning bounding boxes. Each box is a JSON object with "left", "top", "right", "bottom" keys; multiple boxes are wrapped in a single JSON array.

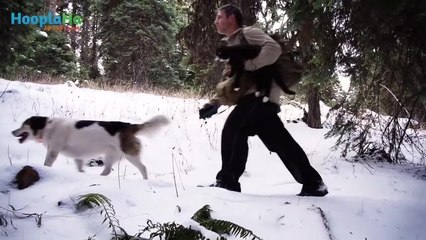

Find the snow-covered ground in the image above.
[{"left": 0, "top": 78, "right": 425, "bottom": 240}]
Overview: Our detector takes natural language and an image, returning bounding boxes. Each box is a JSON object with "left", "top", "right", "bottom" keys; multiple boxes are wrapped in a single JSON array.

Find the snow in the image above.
[
  {"left": 0, "top": 78, "right": 425, "bottom": 240},
  {"left": 35, "top": 30, "right": 48, "bottom": 39}
]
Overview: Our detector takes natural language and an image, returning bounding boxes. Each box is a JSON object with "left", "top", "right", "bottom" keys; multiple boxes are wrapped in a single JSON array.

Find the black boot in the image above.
[
  {"left": 209, "top": 180, "right": 241, "bottom": 192},
  {"left": 297, "top": 181, "right": 328, "bottom": 197}
]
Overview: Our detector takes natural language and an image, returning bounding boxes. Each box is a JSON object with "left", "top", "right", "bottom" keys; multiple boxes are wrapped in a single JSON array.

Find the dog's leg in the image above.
[
  {"left": 44, "top": 150, "right": 59, "bottom": 167},
  {"left": 232, "top": 58, "right": 245, "bottom": 91},
  {"left": 125, "top": 154, "right": 148, "bottom": 180},
  {"left": 74, "top": 159, "right": 84, "bottom": 172},
  {"left": 100, "top": 151, "right": 121, "bottom": 176}
]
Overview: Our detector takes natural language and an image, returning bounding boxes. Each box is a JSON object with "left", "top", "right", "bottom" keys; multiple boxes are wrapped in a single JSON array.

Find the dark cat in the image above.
[{"left": 216, "top": 44, "right": 295, "bottom": 102}]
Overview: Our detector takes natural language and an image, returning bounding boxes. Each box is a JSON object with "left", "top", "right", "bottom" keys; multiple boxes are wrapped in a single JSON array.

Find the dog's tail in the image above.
[{"left": 136, "top": 115, "right": 169, "bottom": 136}]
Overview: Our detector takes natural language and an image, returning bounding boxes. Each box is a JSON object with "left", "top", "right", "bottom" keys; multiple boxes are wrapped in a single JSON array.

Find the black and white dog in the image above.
[
  {"left": 216, "top": 44, "right": 295, "bottom": 102},
  {"left": 11, "top": 115, "right": 169, "bottom": 179}
]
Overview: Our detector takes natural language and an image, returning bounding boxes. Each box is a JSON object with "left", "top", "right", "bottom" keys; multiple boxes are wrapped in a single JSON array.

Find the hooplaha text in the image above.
[{"left": 11, "top": 12, "right": 83, "bottom": 31}]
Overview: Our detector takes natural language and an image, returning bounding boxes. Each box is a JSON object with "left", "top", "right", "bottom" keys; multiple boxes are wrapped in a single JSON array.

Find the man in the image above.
[{"left": 199, "top": 4, "right": 328, "bottom": 196}]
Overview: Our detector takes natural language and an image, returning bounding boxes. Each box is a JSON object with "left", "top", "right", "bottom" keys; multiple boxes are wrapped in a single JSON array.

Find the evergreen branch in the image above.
[
  {"left": 191, "top": 204, "right": 212, "bottom": 222},
  {"left": 75, "top": 193, "right": 128, "bottom": 240},
  {"left": 192, "top": 205, "right": 262, "bottom": 240},
  {"left": 141, "top": 220, "right": 205, "bottom": 240},
  {"left": 199, "top": 218, "right": 261, "bottom": 240},
  {"left": 379, "top": 83, "right": 410, "bottom": 117}
]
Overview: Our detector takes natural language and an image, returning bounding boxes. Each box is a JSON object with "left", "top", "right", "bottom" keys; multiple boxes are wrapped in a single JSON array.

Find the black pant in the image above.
[{"left": 216, "top": 94, "right": 323, "bottom": 188}]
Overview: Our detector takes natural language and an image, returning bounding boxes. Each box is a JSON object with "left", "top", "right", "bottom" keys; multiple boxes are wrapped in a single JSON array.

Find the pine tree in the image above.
[
  {"left": 95, "top": 0, "right": 180, "bottom": 86},
  {"left": 1, "top": 0, "right": 78, "bottom": 77},
  {"left": 0, "top": 0, "right": 44, "bottom": 74},
  {"left": 309, "top": 0, "right": 426, "bottom": 162}
]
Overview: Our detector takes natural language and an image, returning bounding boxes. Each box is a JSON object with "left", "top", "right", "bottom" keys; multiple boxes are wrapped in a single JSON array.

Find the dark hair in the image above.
[{"left": 218, "top": 4, "right": 243, "bottom": 27}]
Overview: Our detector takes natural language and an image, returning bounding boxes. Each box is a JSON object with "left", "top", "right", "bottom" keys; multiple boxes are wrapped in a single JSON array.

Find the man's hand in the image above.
[{"left": 199, "top": 102, "right": 220, "bottom": 119}]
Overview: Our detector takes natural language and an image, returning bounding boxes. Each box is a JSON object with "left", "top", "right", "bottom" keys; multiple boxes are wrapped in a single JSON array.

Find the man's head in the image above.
[{"left": 214, "top": 4, "right": 243, "bottom": 36}]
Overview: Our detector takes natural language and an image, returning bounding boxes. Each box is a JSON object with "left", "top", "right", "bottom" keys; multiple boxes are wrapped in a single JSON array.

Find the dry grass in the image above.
[{"left": 2, "top": 73, "right": 206, "bottom": 100}]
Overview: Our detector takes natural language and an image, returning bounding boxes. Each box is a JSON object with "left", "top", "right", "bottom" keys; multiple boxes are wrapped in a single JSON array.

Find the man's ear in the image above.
[{"left": 229, "top": 14, "right": 237, "bottom": 25}]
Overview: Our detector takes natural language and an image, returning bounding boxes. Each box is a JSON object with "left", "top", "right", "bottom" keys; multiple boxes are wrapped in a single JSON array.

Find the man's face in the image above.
[{"left": 214, "top": 10, "right": 233, "bottom": 35}]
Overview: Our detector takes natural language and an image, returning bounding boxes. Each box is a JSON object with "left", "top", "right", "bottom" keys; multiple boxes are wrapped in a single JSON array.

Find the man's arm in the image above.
[
  {"left": 199, "top": 98, "right": 220, "bottom": 119},
  {"left": 243, "top": 26, "right": 281, "bottom": 71}
]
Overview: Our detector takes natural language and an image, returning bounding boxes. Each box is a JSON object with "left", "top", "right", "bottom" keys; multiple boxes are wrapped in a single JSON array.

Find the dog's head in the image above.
[
  {"left": 12, "top": 116, "right": 49, "bottom": 143},
  {"left": 215, "top": 45, "right": 231, "bottom": 61}
]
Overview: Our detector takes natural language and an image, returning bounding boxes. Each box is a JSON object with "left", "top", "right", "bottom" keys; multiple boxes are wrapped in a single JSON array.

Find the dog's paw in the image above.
[
  {"left": 87, "top": 159, "right": 104, "bottom": 167},
  {"left": 262, "top": 96, "right": 269, "bottom": 102}
]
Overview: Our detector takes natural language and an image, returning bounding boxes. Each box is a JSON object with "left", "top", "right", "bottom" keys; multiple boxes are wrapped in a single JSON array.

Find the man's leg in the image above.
[
  {"left": 215, "top": 95, "right": 260, "bottom": 192},
  {"left": 255, "top": 102, "right": 328, "bottom": 196},
  {"left": 215, "top": 128, "right": 248, "bottom": 192}
]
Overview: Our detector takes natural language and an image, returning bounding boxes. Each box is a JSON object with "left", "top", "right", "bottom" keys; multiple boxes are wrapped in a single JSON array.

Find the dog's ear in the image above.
[
  {"left": 25, "top": 116, "right": 48, "bottom": 136},
  {"left": 216, "top": 45, "right": 230, "bottom": 59}
]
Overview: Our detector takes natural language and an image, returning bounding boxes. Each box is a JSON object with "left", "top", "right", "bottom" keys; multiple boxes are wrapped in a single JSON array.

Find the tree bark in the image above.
[
  {"left": 80, "top": 1, "right": 90, "bottom": 68},
  {"left": 307, "top": 85, "right": 322, "bottom": 129},
  {"left": 89, "top": 13, "right": 99, "bottom": 79},
  {"left": 69, "top": 1, "right": 78, "bottom": 52}
]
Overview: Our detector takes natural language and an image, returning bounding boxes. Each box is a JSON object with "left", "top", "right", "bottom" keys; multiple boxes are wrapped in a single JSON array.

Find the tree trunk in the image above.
[
  {"left": 80, "top": 1, "right": 90, "bottom": 68},
  {"left": 69, "top": 1, "right": 78, "bottom": 52},
  {"left": 307, "top": 85, "right": 322, "bottom": 129},
  {"left": 89, "top": 13, "right": 100, "bottom": 80},
  {"left": 235, "top": 0, "right": 260, "bottom": 25}
]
